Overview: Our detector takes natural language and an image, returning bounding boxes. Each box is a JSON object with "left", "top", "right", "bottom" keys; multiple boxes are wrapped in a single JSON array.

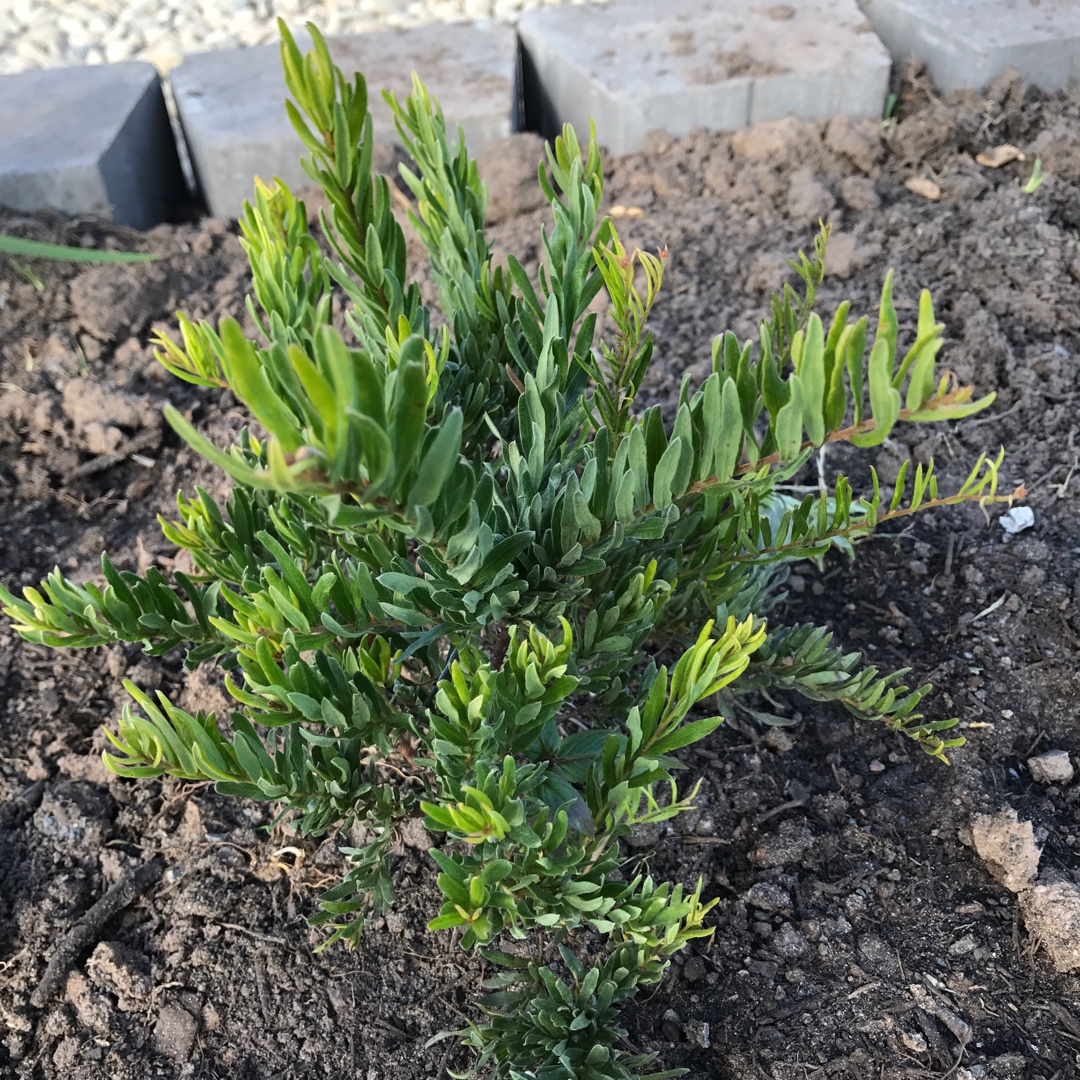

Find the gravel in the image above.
[{"left": 0, "top": 0, "right": 598, "bottom": 76}]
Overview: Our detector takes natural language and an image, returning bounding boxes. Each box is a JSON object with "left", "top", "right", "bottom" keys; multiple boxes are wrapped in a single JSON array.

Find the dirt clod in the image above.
[
  {"left": 63, "top": 971, "right": 113, "bottom": 1034},
  {"left": 749, "top": 819, "right": 814, "bottom": 867},
  {"left": 824, "top": 115, "right": 882, "bottom": 174},
  {"left": 86, "top": 942, "right": 152, "bottom": 1011},
  {"left": 730, "top": 117, "right": 808, "bottom": 162},
  {"left": 68, "top": 264, "right": 170, "bottom": 342},
  {"left": 1020, "top": 882, "right": 1080, "bottom": 973},
  {"left": 153, "top": 1002, "right": 199, "bottom": 1061},
  {"left": 1027, "top": 749, "right": 1074, "bottom": 785},
  {"left": 786, "top": 166, "right": 835, "bottom": 223},
  {"left": 969, "top": 808, "right": 1042, "bottom": 892},
  {"left": 839, "top": 175, "right": 880, "bottom": 211},
  {"left": 744, "top": 880, "right": 792, "bottom": 912},
  {"left": 33, "top": 781, "right": 114, "bottom": 847},
  {"left": 61, "top": 378, "right": 158, "bottom": 458},
  {"left": 682, "top": 955, "right": 706, "bottom": 983},
  {"left": 824, "top": 230, "right": 874, "bottom": 280}
]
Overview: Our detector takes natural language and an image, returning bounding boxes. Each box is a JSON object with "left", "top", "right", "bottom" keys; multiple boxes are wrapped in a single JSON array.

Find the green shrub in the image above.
[{"left": 0, "top": 23, "right": 1022, "bottom": 1078}]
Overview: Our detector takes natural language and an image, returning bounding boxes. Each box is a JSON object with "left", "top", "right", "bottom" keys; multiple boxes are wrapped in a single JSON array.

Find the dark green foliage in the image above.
[{"left": 0, "top": 21, "right": 1023, "bottom": 1079}]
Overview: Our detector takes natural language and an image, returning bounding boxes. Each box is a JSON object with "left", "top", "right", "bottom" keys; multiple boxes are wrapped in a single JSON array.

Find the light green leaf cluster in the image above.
[{"left": 0, "top": 19, "right": 1025, "bottom": 1080}]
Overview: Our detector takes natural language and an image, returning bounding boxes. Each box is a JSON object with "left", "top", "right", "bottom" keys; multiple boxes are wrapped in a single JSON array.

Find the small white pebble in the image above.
[
  {"left": 1028, "top": 750, "right": 1074, "bottom": 786},
  {"left": 999, "top": 506, "right": 1035, "bottom": 535},
  {"left": 104, "top": 38, "right": 135, "bottom": 63}
]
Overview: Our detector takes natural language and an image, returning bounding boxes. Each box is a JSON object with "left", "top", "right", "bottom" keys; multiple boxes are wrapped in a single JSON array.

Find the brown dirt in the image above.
[{"left": 2, "top": 68, "right": 1080, "bottom": 1079}]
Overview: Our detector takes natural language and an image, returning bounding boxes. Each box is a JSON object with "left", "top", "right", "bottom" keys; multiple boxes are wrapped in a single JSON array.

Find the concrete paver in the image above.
[
  {"left": 858, "top": 0, "right": 1080, "bottom": 93},
  {"left": 0, "top": 62, "right": 184, "bottom": 228},
  {"left": 519, "top": 0, "right": 891, "bottom": 156},
  {"left": 170, "top": 21, "right": 519, "bottom": 219}
]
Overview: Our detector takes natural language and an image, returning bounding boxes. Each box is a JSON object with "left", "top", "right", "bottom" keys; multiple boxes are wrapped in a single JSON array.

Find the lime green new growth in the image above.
[{"left": 0, "top": 21, "right": 1022, "bottom": 1080}]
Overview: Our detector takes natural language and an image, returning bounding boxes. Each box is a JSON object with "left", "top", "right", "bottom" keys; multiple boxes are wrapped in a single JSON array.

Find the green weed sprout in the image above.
[{"left": 1022, "top": 158, "right": 1049, "bottom": 193}]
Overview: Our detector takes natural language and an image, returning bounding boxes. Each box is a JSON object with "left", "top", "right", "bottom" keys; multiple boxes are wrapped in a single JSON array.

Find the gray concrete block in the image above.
[
  {"left": 171, "top": 21, "right": 519, "bottom": 219},
  {"left": 518, "top": 0, "right": 891, "bottom": 156},
  {"left": 858, "top": 0, "right": 1080, "bottom": 94},
  {"left": 0, "top": 62, "right": 184, "bottom": 228}
]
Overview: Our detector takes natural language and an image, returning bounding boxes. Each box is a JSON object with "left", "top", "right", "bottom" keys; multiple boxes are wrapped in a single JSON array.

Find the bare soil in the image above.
[{"left": 1, "top": 69, "right": 1079, "bottom": 1080}]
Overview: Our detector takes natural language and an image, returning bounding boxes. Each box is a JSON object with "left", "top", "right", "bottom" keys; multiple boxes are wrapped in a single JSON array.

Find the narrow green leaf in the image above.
[
  {"left": 648, "top": 712, "right": 725, "bottom": 756},
  {"left": 845, "top": 316, "right": 868, "bottom": 427},
  {"left": 852, "top": 339, "right": 901, "bottom": 448},
  {"left": 289, "top": 344, "right": 337, "bottom": 429},
  {"left": 407, "top": 408, "right": 463, "bottom": 507},
  {"left": 389, "top": 351, "right": 429, "bottom": 474},
  {"left": 164, "top": 406, "right": 267, "bottom": 488},
  {"left": 711, "top": 377, "right": 744, "bottom": 482},
  {"left": 775, "top": 399, "right": 803, "bottom": 462},
  {"left": 906, "top": 391, "right": 996, "bottom": 423},
  {"left": 877, "top": 269, "right": 898, "bottom": 371},
  {"left": 799, "top": 314, "right": 826, "bottom": 445},
  {"left": 351, "top": 412, "right": 392, "bottom": 487},
  {"left": 652, "top": 437, "right": 683, "bottom": 509},
  {"left": 219, "top": 318, "right": 302, "bottom": 453},
  {"left": 0, "top": 235, "right": 158, "bottom": 263}
]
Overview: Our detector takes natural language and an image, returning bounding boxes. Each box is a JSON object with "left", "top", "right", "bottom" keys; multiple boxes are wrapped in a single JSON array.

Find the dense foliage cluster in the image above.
[{"left": 0, "top": 23, "right": 1021, "bottom": 1078}]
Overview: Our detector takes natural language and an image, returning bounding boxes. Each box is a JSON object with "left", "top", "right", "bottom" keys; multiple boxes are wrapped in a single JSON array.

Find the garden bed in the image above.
[{"left": 1, "top": 69, "right": 1079, "bottom": 1079}]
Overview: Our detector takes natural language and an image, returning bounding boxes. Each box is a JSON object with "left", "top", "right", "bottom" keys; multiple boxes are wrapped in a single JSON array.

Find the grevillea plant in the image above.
[{"left": 0, "top": 22, "right": 1023, "bottom": 1079}]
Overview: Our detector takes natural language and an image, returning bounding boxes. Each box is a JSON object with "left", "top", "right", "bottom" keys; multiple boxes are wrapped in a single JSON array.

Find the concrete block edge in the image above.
[{"left": 2, "top": 3, "right": 1073, "bottom": 226}]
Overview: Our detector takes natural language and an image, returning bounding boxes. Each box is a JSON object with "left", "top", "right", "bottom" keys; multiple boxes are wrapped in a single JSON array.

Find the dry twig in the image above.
[{"left": 31, "top": 857, "right": 164, "bottom": 1007}]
